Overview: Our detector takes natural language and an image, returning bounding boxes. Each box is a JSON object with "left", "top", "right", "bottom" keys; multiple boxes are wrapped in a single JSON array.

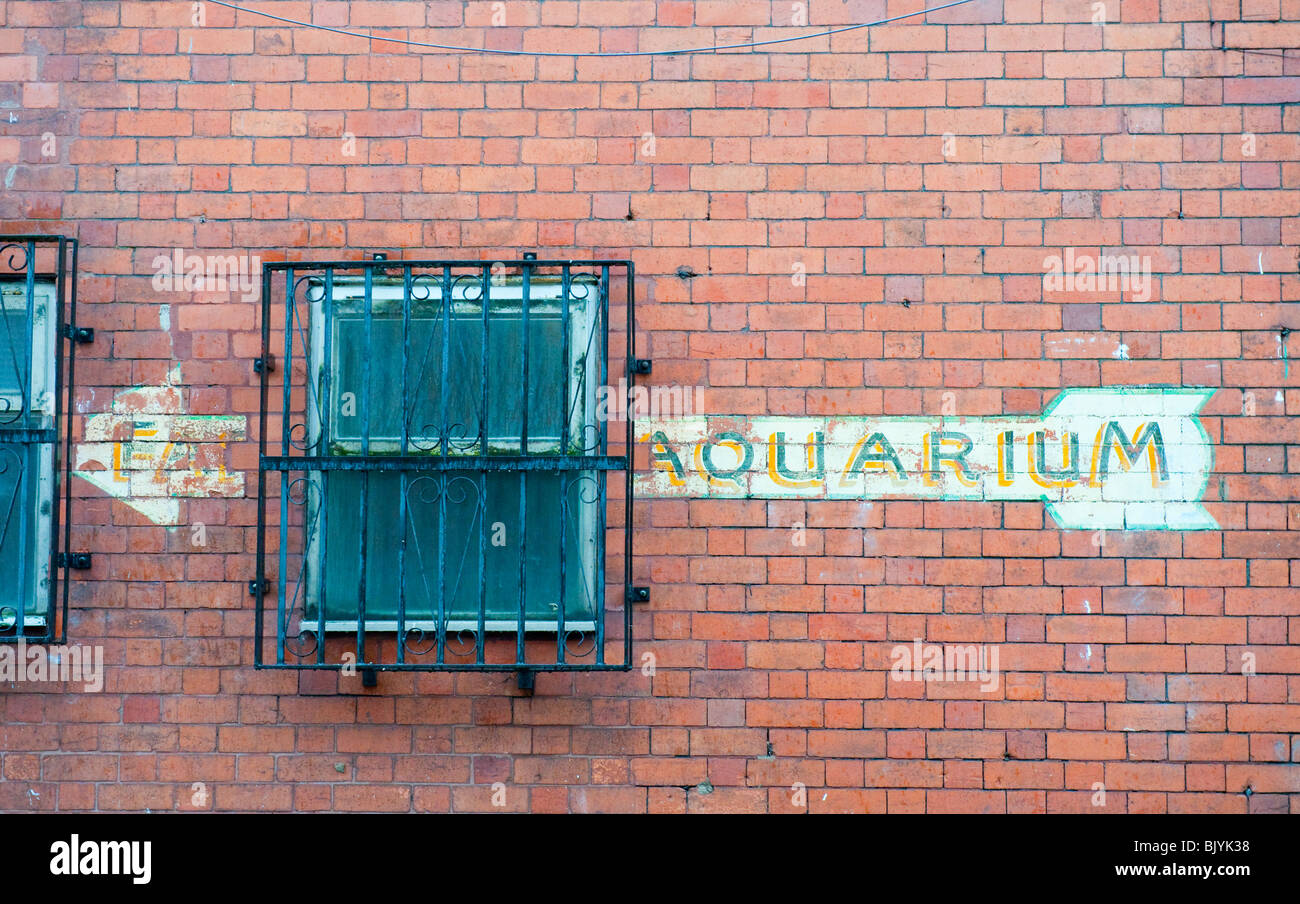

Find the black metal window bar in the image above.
[
  {"left": 255, "top": 257, "right": 639, "bottom": 685},
  {"left": 0, "top": 235, "right": 87, "bottom": 644}
]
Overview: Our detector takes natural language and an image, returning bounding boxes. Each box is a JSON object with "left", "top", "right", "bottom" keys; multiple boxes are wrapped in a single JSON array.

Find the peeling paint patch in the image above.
[
  {"left": 73, "top": 374, "right": 246, "bottom": 525},
  {"left": 82, "top": 414, "right": 247, "bottom": 443}
]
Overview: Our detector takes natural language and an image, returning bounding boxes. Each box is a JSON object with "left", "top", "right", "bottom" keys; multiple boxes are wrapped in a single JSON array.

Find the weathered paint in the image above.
[
  {"left": 73, "top": 372, "right": 246, "bottom": 525},
  {"left": 636, "top": 387, "right": 1216, "bottom": 531}
]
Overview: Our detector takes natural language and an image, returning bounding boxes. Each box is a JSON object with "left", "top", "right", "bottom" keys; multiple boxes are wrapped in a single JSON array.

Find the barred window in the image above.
[
  {"left": 256, "top": 259, "right": 639, "bottom": 681},
  {"left": 0, "top": 236, "right": 85, "bottom": 643}
]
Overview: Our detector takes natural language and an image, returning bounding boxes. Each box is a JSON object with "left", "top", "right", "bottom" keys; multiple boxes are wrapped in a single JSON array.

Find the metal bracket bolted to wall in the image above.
[
  {"left": 248, "top": 578, "right": 268, "bottom": 597},
  {"left": 627, "top": 585, "right": 650, "bottom": 604},
  {"left": 62, "top": 325, "right": 94, "bottom": 344},
  {"left": 253, "top": 355, "right": 275, "bottom": 374},
  {"left": 58, "top": 552, "right": 92, "bottom": 570},
  {"left": 631, "top": 358, "right": 652, "bottom": 375},
  {"left": 516, "top": 668, "right": 536, "bottom": 693}
]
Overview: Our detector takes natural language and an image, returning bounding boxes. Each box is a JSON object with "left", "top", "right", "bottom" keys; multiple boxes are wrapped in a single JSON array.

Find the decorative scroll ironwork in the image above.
[
  {"left": 0, "top": 234, "right": 81, "bottom": 645},
  {"left": 254, "top": 258, "right": 637, "bottom": 676}
]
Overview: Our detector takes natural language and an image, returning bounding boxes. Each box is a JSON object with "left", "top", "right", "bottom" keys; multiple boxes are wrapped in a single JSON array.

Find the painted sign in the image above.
[
  {"left": 74, "top": 368, "right": 246, "bottom": 525},
  {"left": 636, "top": 387, "right": 1216, "bottom": 531}
]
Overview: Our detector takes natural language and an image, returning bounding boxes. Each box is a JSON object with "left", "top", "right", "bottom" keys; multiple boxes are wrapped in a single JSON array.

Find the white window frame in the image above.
[
  {"left": 298, "top": 273, "right": 601, "bottom": 635},
  {"left": 0, "top": 280, "right": 57, "bottom": 627}
]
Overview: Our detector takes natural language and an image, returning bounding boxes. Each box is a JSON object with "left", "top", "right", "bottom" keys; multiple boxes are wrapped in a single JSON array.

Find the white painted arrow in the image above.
[{"left": 73, "top": 366, "right": 246, "bottom": 526}]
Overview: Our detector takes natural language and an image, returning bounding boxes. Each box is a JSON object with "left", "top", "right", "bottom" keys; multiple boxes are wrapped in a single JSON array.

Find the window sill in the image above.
[{"left": 298, "top": 619, "right": 597, "bottom": 635}]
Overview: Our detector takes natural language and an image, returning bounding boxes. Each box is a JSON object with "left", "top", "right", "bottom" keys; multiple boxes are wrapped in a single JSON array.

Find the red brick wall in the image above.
[{"left": 2, "top": 0, "right": 1298, "bottom": 813}]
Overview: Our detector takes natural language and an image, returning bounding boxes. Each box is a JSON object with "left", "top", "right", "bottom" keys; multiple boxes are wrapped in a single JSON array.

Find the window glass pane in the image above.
[
  {"left": 484, "top": 312, "right": 564, "bottom": 445},
  {"left": 330, "top": 305, "right": 565, "bottom": 450},
  {"left": 0, "top": 287, "right": 32, "bottom": 421},
  {"left": 0, "top": 442, "right": 39, "bottom": 619},
  {"left": 316, "top": 470, "right": 595, "bottom": 626}
]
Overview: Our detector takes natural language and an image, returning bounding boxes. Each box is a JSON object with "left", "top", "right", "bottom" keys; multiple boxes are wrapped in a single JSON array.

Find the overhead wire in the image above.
[{"left": 204, "top": 0, "right": 985, "bottom": 57}]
